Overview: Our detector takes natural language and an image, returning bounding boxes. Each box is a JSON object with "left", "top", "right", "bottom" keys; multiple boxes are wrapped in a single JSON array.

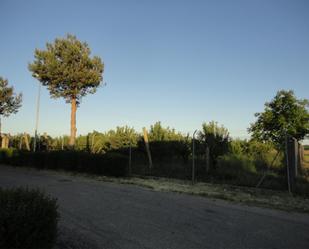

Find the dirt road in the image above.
[{"left": 0, "top": 165, "right": 308, "bottom": 249}]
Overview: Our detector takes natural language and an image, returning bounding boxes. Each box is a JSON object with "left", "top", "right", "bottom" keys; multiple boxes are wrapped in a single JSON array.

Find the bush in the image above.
[
  {"left": 197, "top": 121, "right": 230, "bottom": 169},
  {"left": 228, "top": 140, "right": 283, "bottom": 171},
  {"left": 0, "top": 187, "right": 59, "bottom": 249},
  {"left": 217, "top": 154, "right": 256, "bottom": 174},
  {"left": 215, "top": 153, "right": 258, "bottom": 186},
  {"left": 147, "top": 141, "right": 190, "bottom": 163},
  {"left": 0, "top": 148, "right": 16, "bottom": 163}
]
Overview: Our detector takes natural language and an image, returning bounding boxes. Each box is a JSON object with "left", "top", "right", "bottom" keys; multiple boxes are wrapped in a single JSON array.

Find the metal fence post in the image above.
[
  {"left": 129, "top": 140, "right": 132, "bottom": 176},
  {"left": 285, "top": 135, "right": 298, "bottom": 193},
  {"left": 192, "top": 130, "right": 197, "bottom": 185}
]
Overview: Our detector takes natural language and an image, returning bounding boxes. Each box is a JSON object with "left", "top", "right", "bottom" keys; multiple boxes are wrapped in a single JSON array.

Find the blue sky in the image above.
[{"left": 0, "top": 0, "right": 308, "bottom": 139}]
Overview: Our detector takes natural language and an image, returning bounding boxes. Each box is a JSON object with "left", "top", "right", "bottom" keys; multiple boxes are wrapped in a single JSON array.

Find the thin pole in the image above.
[
  {"left": 192, "top": 130, "right": 197, "bottom": 185},
  {"left": 285, "top": 135, "right": 291, "bottom": 194},
  {"left": 33, "top": 83, "right": 41, "bottom": 152},
  {"left": 0, "top": 116, "right": 2, "bottom": 148},
  {"left": 143, "top": 127, "right": 153, "bottom": 169},
  {"left": 129, "top": 140, "right": 132, "bottom": 176}
]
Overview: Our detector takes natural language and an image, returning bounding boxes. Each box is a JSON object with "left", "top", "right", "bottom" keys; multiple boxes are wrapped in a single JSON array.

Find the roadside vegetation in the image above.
[
  {"left": 90, "top": 174, "right": 309, "bottom": 213},
  {"left": 0, "top": 187, "right": 59, "bottom": 249}
]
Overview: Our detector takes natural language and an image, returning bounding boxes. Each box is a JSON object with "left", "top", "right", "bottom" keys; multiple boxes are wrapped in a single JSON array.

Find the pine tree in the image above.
[
  {"left": 0, "top": 77, "right": 22, "bottom": 135},
  {"left": 29, "top": 34, "right": 104, "bottom": 146}
]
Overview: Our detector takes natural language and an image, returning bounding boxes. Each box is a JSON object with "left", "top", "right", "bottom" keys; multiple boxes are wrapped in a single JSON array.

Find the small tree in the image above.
[
  {"left": 248, "top": 90, "right": 309, "bottom": 149},
  {"left": 198, "top": 121, "right": 230, "bottom": 168},
  {"left": 0, "top": 77, "right": 22, "bottom": 135},
  {"left": 29, "top": 34, "right": 104, "bottom": 146},
  {"left": 149, "top": 121, "right": 185, "bottom": 141}
]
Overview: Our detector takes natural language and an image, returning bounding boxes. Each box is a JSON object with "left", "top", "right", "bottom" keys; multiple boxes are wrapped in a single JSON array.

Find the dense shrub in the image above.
[
  {"left": 215, "top": 153, "right": 258, "bottom": 186},
  {"left": 0, "top": 149, "right": 128, "bottom": 177},
  {"left": 217, "top": 154, "right": 256, "bottom": 174},
  {"left": 0, "top": 187, "right": 59, "bottom": 249},
  {"left": 197, "top": 121, "right": 230, "bottom": 169},
  {"left": 0, "top": 148, "right": 16, "bottom": 163},
  {"left": 147, "top": 141, "right": 190, "bottom": 163},
  {"left": 228, "top": 139, "right": 283, "bottom": 171}
]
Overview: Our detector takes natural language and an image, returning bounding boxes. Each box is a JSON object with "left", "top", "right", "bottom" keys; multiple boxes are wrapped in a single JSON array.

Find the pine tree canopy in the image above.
[
  {"left": 28, "top": 34, "right": 104, "bottom": 104},
  {"left": 0, "top": 77, "right": 22, "bottom": 117}
]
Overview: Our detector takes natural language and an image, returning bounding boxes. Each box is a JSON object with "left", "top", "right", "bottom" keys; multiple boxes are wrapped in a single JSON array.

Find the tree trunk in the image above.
[{"left": 69, "top": 97, "right": 77, "bottom": 147}]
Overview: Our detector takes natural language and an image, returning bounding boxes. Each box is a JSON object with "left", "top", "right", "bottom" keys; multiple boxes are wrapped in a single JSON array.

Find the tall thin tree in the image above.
[{"left": 29, "top": 34, "right": 104, "bottom": 146}]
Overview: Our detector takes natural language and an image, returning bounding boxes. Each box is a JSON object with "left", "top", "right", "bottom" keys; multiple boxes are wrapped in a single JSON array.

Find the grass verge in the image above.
[{"left": 54, "top": 170, "right": 309, "bottom": 214}]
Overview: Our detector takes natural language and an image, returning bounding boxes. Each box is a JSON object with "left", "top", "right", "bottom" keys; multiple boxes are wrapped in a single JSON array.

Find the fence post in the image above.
[
  {"left": 91, "top": 134, "right": 96, "bottom": 153},
  {"left": 192, "top": 130, "right": 197, "bottom": 185},
  {"left": 61, "top": 136, "right": 64, "bottom": 150},
  {"left": 24, "top": 133, "right": 30, "bottom": 151},
  {"left": 19, "top": 136, "right": 22, "bottom": 150},
  {"left": 205, "top": 146, "right": 210, "bottom": 173},
  {"left": 298, "top": 144, "right": 304, "bottom": 174},
  {"left": 128, "top": 140, "right": 132, "bottom": 176},
  {"left": 86, "top": 134, "right": 90, "bottom": 152},
  {"left": 143, "top": 127, "right": 153, "bottom": 170},
  {"left": 285, "top": 136, "right": 298, "bottom": 193}
]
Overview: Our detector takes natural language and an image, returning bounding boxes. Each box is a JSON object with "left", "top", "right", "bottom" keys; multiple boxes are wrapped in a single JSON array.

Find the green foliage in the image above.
[
  {"left": 28, "top": 34, "right": 105, "bottom": 146},
  {"left": 213, "top": 153, "right": 262, "bottom": 187},
  {"left": 0, "top": 77, "right": 22, "bottom": 129},
  {"left": 217, "top": 153, "right": 257, "bottom": 175},
  {"left": 0, "top": 187, "right": 58, "bottom": 249},
  {"left": 228, "top": 139, "right": 247, "bottom": 155},
  {"left": 104, "top": 126, "right": 139, "bottom": 150},
  {"left": 247, "top": 140, "right": 282, "bottom": 170},
  {"left": 198, "top": 121, "right": 230, "bottom": 168},
  {"left": 229, "top": 139, "right": 283, "bottom": 171},
  {"left": 28, "top": 34, "right": 104, "bottom": 103},
  {"left": 0, "top": 148, "right": 15, "bottom": 161},
  {"left": 249, "top": 90, "right": 309, "bottom": 148},
  {"left": 75, "top": 126, "right": 140, "bottom": 153},
  {"left": 149, "top": 122, "right": 186, "bottom": 141},
  {"left": 146, "top": 122, "right": 191, "bottom": 163}
]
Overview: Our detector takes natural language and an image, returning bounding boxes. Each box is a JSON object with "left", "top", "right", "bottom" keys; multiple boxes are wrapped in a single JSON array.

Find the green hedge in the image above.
[
  {"left": 216, "top": 154, "right": 257, "bottom": 176},
  {"left": 0, "top": 149, "right": 128, "bottom": 177},
  {"left": 213, "top": 153, "right": 290, "bottom": 191},
  {"left": 0, "top": 187, "right": 59, "bottom": 249}
]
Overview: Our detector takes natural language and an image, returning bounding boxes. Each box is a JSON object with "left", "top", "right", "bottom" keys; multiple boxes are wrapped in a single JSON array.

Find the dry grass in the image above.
[{"left": 59, "top": 171, "right": 309, "bottom": 214}]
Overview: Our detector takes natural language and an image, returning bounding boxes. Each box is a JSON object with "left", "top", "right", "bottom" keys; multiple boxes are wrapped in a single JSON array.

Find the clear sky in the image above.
[{"left": 0, "top": 0, "right": 308, "bottom": 139}]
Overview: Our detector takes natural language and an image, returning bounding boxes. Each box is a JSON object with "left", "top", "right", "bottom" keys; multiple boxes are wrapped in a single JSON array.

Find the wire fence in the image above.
[{"left": 0, "top": 132, "right": 308, "bottom": 194}]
